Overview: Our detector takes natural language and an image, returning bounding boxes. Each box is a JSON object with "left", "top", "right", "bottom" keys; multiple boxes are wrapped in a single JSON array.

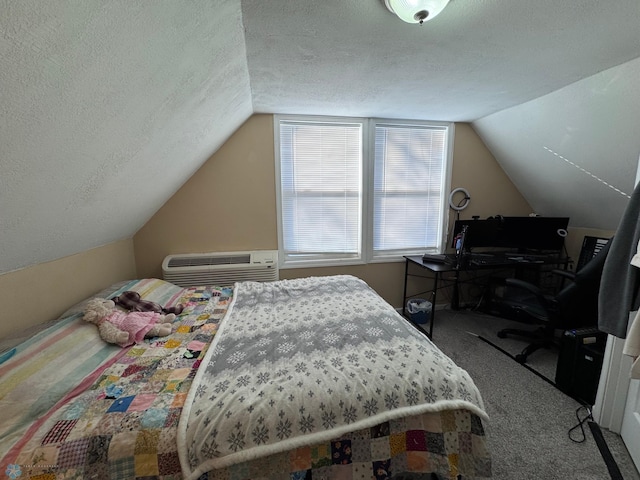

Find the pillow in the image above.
[
  {"left": 1, "top": 279, "right": 184, "bottom": 359},
  {"left": 56, "top": 280, "right": 134, "bottom": 320},
  {"left": 0, "top": 315, "right": 76, "bottom": 358},
  {"left": 0, "top": 281, "right": 133, "bottom": 354}
]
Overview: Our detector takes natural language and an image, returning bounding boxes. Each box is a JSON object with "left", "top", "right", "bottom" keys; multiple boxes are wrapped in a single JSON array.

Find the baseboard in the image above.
[{"left": 588, "top": 421, "right": 624, "bottom": 480}]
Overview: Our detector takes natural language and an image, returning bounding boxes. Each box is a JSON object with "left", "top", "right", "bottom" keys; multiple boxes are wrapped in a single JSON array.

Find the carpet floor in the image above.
[{"left": 424, "top": 308, "right": 640, "bottom": 480}]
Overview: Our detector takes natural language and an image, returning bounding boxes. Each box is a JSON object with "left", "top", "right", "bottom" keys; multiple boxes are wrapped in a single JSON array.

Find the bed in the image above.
[{"left": 0, "top": 275, "right": 491, "bottom": 479}]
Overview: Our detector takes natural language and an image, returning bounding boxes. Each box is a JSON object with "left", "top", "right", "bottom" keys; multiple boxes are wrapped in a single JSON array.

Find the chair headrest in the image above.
[{"left": 575, "top": 236, "right": 612, "bottom": 282}]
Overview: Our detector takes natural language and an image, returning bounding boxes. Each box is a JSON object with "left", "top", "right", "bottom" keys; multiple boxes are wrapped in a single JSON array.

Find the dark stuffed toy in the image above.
[{"left": 113, "top": 291, "right": 184, "bottom": 315}]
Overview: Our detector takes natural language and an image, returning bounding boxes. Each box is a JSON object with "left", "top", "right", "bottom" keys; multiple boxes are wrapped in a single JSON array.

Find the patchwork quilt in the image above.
[
  {"left": 1, "top": 281, "right": 232, "bottom": 479},
  {"left": 1, "top": 276, "right": 492, "bottom": 480},
  {"left": 194, "top": 408, "right": 491, "bottom": 480}
]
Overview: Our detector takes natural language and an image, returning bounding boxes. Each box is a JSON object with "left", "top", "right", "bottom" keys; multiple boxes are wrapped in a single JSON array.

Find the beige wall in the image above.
[
  {"left": 0, "top": 118, "right": 615, "bottom": 341},
  {"left": 451, "top": 123, "right": 532, "bottom": 221},
  {"left": 134, "top": 114, "right": 278, "bottom": 278},
  {"left": 0, "top": 239, "right": 136, "bottom": 339},
  {"left": 135, "top": 116, "right": 535, "bottom": 308}
]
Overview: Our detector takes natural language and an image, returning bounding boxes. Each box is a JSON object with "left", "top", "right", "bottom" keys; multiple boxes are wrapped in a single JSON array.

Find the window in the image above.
[
  {"left": 275, "top": 115, "right": 453, "bottom": 268},
  {"left": 372, "top": 123, "right": 450, "bottom": 259}
]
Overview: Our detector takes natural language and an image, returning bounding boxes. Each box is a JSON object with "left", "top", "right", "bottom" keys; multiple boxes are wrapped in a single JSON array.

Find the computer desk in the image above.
[{"left": 402, "top": 252, "right": 570, "bottom": 339}]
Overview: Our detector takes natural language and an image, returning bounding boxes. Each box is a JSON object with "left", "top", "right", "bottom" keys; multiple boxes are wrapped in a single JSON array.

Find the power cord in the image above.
[{"left": 568, "top": 404, "right": 593, "bottom": 443}]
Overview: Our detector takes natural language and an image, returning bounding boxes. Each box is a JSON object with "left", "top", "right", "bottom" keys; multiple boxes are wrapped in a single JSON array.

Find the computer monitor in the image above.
[
  {"left": 500, "top": 216, "right": 569, "bottom": 251},
  {"left": 451, "top": 217, "right": 502, "bottom": 249},
  {"left": 452, "top": 216, "right": 569, "bottom": 252}
]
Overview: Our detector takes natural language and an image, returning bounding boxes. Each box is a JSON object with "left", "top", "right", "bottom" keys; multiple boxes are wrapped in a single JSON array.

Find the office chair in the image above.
[{"left": 487, "top": 237, "right": 612, "bottom": 364}]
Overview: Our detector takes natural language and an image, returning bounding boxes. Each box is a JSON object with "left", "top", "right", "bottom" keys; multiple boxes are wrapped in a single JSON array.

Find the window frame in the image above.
[
  {"left": 274, "top": 114, "right": 454, "bottom": 269},
  {"left": 367, "top": 118, "right": 455, "bottom": 263}
]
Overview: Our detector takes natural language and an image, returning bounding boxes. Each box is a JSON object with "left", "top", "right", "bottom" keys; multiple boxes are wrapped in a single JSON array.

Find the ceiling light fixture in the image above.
[{"left": 384, "top": 0, "right": 450, "bottom": 24}]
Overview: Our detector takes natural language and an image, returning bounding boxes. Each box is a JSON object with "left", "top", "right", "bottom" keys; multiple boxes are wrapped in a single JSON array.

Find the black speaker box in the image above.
[{"left": 555, "top": 327, "right": 607, "bottom": 405}]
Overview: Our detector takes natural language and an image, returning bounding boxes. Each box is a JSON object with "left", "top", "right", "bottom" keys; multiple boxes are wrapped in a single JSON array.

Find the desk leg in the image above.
[
  {"left": 401, "top": 258, "right": 437, "bottom": 340},
  {"left": 429, "top": 272, "right": 438, "bottom": 339},
  {"left": 451, "top": 270, "right": 460, "bottom": 310},
  {"left": 402, "top": 258, "right": 409, "bottom": 318}
]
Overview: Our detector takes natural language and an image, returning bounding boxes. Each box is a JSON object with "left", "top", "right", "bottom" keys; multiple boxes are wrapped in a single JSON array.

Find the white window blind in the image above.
[
  {"left": 278, "top": 120, "right": 363, "bottom": 264},
  {"left": 276, "top": 116, "right": 452, "bottom": 268},
  {"left": 372, "top": 123, "right": 448, "bottom": 257}
]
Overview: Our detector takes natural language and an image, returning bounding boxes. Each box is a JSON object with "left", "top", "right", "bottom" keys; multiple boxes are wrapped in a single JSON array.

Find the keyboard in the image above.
[
  {"left": 468, "top": 252, "right": 561, "bottom": 266},
  {"left": 468, "top": 255, "right": 509, "bottom": 266},
  {"left": 422, "top": 254, "right": 456, "bottom": 264}
]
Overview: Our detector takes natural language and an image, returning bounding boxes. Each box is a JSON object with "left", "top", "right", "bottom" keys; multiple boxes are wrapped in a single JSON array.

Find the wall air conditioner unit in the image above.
[{"left": 162, "top": 250, "right": 279, "bottom": 287}]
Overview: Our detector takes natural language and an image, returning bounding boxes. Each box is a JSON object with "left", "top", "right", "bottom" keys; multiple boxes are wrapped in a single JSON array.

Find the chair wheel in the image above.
[
  {"left": 515, "top": 354, "right": 527, "bottom": 364},
  {"left": 497, "top": 331, "right": 507, "bottom": 339}
]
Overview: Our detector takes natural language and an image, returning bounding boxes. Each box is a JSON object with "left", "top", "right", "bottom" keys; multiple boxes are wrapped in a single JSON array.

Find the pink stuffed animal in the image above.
[{"left": 83, "top": 298, "right": 175, "bottom": 347}]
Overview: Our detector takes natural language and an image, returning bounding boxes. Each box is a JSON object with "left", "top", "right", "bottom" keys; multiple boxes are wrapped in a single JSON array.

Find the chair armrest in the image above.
[
  {"left": 504, "top": 277, "right": 546, "bottom": 297},
  {"left": 550, "top": 269, "right": 576, "bottom": 281}
]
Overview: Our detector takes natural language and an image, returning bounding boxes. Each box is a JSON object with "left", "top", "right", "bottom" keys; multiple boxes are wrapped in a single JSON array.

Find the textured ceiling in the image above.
[
  {"left": 1, "top": 0, "right": 639, "bottom": 274},
  {"left": 244, "top": 0, "right": 640, "bottom": 121},
  {"left": 0, "top": 0, "right": 252, "bottom": 274}
]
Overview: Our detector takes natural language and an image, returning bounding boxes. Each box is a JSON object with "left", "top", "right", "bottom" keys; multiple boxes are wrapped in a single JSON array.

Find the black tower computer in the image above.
[{"left": 555, "top": 327, "right": 607, "bottom": 405}]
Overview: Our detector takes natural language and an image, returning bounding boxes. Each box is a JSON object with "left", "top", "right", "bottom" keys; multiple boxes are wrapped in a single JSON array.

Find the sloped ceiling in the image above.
[
  {"left": 1, "top": 0, "right": 639, "bottom": 275},
  {"left": 474, "top": 57, "right": 640, "bottom": 231},
  {"left": 1, "top": 0, "right": 252, "bottom": 275}
]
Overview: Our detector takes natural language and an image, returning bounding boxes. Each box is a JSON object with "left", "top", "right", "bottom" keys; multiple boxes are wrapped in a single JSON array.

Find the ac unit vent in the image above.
[
  {"left": 162, "top": 250, "right": 278, "bottom": 287},
  {"left": 167, "top": 254, "right": 251, "bottom": 268}
]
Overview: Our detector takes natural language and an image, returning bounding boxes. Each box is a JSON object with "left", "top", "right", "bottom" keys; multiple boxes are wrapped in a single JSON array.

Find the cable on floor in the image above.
[{"left": 568, "top": 404, "right": 593, "bottom": 443}]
